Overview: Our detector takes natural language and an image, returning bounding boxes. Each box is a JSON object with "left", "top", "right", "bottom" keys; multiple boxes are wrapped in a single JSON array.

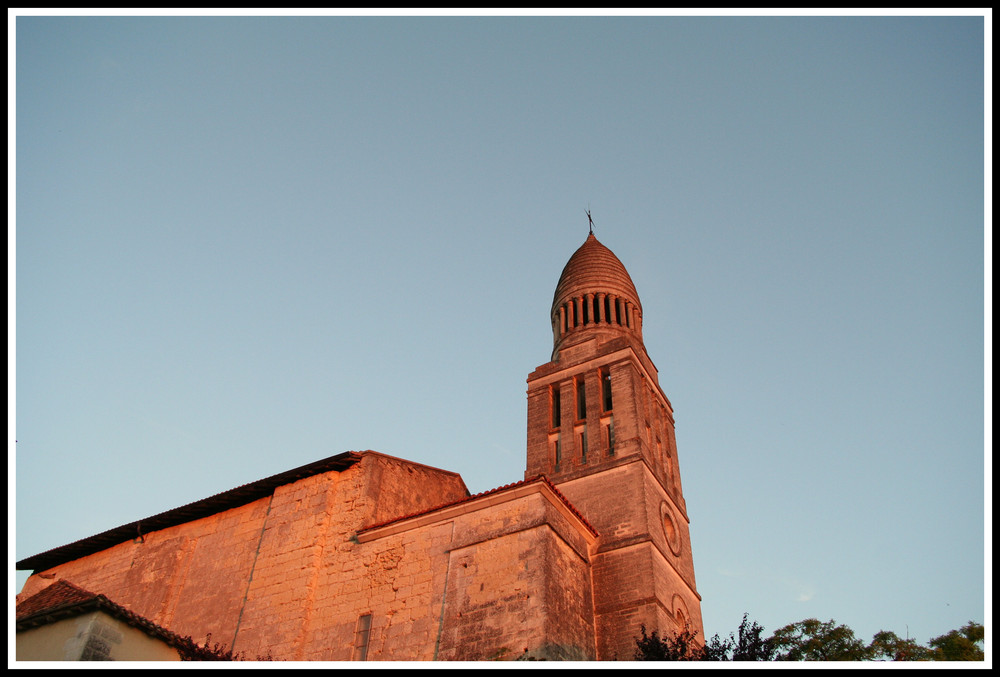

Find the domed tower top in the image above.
[{"left": 550, "top": 232, "right": 644, "bottom": 359}]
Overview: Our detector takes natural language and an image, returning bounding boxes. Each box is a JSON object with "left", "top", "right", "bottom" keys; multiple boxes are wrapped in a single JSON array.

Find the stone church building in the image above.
[{"left": 17, "top": 232, "right": 703, "bottom": 661}]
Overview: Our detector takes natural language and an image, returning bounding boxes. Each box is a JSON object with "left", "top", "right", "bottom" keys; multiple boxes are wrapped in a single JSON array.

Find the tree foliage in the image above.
[
  {"left": 770, "top": 618, "right": 985, "bottom": 662},
  {"left": 634, "top": 625, "right": 706, "bottom": 661},
  {"left": 867, "top": 630, "right": 933, "bottom": 661},
  {"left": 635, "top": 614, "right": 775, "bottom": 661},
  {"left": 927, "top": 621, "right": 985, "bottom": 661},
  {"left": 180, "top": 633, "right": 278, "bottom": 661},
  {"left": 635, "top": 616, "right": 984, "bottom": 662},
  {"left": 769, "top": 618, "right": 870, "bottom": 661},
  {"left": 728, "top": 613, "right": 777, "bottom": 661}
]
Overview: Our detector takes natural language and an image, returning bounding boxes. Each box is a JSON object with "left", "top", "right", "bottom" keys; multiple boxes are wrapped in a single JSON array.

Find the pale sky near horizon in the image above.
[{"left": 12, "top": 11, "right": 989, "bottom": 654}]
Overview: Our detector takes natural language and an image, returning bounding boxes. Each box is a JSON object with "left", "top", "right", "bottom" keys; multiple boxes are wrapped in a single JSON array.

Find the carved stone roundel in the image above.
[{"left": 660, "top": 501, "right": 682, "bottom": 556}]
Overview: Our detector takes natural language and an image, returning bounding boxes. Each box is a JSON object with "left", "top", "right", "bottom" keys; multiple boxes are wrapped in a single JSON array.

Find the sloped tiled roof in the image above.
[
  {"left": 16, "top": 579, "right": 215, "bottom": 660},
  {"left": 16, "top": 579, "right": 99, "bottom": 619}
]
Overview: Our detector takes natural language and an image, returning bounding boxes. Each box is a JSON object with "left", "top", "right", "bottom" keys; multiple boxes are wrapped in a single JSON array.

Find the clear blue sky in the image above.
[{"left": 12, "top": 11, "right": 988, "bottom": 653}]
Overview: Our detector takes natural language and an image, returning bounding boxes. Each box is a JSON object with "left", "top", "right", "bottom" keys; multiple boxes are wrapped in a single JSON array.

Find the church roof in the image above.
[
  {"left": 16, "top": 579, "right": 103, "bottom": 620},
  {"left": 552, "top": 232, "right": 642, "bottom": 317},
  {"left": 16, "top": 579, "right": 214, "bottom": 659},
  {"left": 16, "top": 451, "right": 364, "bottom": 573}
]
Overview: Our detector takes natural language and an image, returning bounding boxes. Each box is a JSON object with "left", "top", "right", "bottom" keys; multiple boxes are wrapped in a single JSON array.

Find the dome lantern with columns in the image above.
[{"left": 550, "top": 232, "right": 644, "bottom": 359}]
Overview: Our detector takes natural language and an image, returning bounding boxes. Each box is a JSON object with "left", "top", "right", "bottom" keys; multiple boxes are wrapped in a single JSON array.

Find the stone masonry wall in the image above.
[
  {"left": 554, "top": 460, "right": 701, "bottom": 660},
  {"left": 354, "top": 485, "right": 597, "bottom": 661},
  {"left": 18, "top": 496, "right": 272, "bottom": 648},
  {"left": 19, "top": 454, "right": 602, "bottom": 662},
  {"left": 19, "top": 452, "right": 469, "bottom": 661}
]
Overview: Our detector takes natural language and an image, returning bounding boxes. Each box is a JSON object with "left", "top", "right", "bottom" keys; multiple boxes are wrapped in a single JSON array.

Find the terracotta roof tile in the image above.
[
  {"left": 16, "top": 579, "right": 216, "bottom": 660},
  {"left": 16, "top": 579, "right": 99, "bottom": 619}
]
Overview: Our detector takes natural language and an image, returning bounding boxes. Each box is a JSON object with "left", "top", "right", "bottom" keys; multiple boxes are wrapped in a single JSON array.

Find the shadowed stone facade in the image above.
[{"left": 17, "top": 233, "right": 702, "bottom": 661}]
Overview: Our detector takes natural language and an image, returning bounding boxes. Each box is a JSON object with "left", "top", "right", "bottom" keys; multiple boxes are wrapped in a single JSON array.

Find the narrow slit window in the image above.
[
  {"left": 602, "top": 369, "right": 613, "bottom": 412},
  {"left": 580, "top": 429, "right": 588, "bottom": 463},
  {"left": 551, "top": 386, "right": 561, "bottom": 428},
  {"left": 607, "top": 419, "right": 615, "bottom": 455},
  {"left": 354, "top": 614, "right": 372, "bottom": 661},
  {"left": 576, "top": 378, "right": 587, "bottom": 420}
]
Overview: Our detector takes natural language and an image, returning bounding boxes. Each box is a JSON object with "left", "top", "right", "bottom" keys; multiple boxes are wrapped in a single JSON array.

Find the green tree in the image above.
[
  {"left": 634, "top": 614, "right": 774, "bottom": 661},
  {"left": 769, "top": 618, "right": 871, "bottom": 661},
  {"left": 926, "top": 621, "right": 985, "bottom": 661},
  {"left": 638, "top": 617, "right": 986, "bottom": 662},
  {"left": 729, "top": 613, "right": 777, "bottom": 661},
  {"left": 180, "top": 633, "right": 278, "bottom": 661},
  {"left": 634, "top": 624, "right": 705, "bottom": 661},
  {"left": 770, "top": 618, "right": 985, "bottom": 662},
  {"left": 867, "top": 630, "right": 933, "bottom": 661}
]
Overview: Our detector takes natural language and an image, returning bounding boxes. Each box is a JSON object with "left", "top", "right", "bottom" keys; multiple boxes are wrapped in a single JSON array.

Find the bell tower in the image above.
[{"left": 525, "top": 231, "right": 703, "bottom": 660}]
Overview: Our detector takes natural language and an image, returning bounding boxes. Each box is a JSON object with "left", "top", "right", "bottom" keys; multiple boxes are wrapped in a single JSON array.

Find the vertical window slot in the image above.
[{"left": 354, "top": 614, "right": 372, "bottom": 661}]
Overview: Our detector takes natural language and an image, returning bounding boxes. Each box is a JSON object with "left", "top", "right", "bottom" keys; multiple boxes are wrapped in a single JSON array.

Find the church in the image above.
[{"left": 16, "top": 231, "right": 703, "bottom": 661}]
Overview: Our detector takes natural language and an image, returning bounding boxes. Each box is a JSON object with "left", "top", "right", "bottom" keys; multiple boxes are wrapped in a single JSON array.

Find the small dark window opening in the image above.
[
  {"left": 551, "top": 386, "right": 561, "bottom": 428},
  {"left": 582, "top": 299, "right": 590, "bottom": 325},
  {"left": 354, "top": 614, "right": 372, "bottom": 661},
  {"left": 554, "top": 436, "right": 561, "bottom": 466},
  {"left": 604, "top": 296, "right": 612, "bottom": 323},
  {"left": 580, "top": 429, "right": 588, "bottom": 463},
  {"left": 602, "top": 370, "right": 613, "bottom": 412},
  {"left": 576, "top": 379, "right": 587, "bottom": 421},
  {"left": 607, "top": 419, "right": 615, "bottom": 455}
]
